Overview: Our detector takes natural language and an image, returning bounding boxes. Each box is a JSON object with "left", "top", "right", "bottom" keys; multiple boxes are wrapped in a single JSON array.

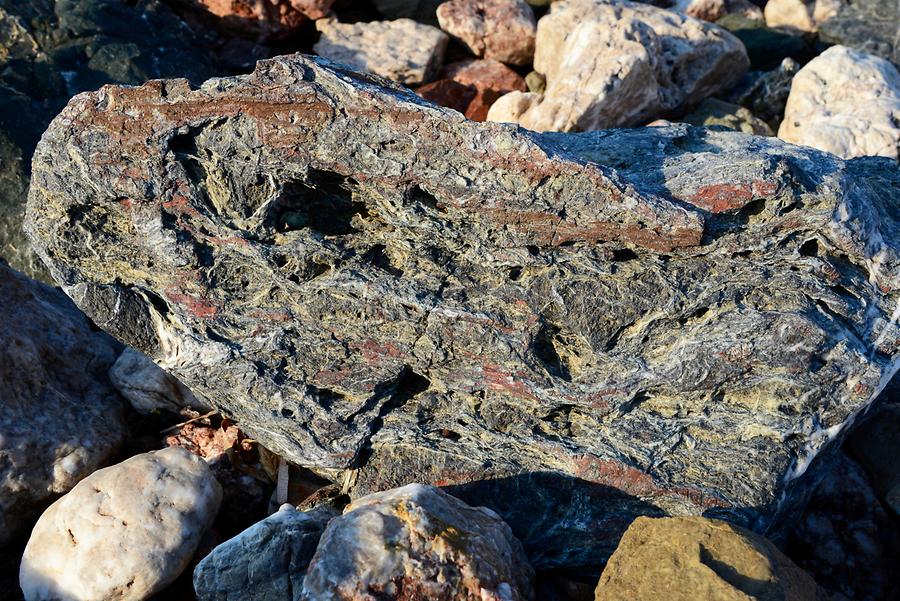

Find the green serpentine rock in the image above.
[{"left": 25, "top": 54, "right": 900, "bottom": 568}]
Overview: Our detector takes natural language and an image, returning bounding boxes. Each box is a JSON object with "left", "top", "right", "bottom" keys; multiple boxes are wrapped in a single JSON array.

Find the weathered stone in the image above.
[
  {"left": 314, "top": 19, "right": 448, "bottom": 85},
  {"left": 24, "top": 54, "right": 900, "bottom": 569},
  {"left": 0, "top": 262, "right": 126, "bottom": 546},
  {"left": 291, "top": 0, "right": 335, "bottom": 19},
  {"left": 419, "top": 59, "right": 528, "bottom": 121},
  {"left": 436, "top": 0, "right": 537, "bottom": 66},
  {"left": 818, "top": 0, "right": 900, "bottom": 67},
  {"left": 763, "top": 0, "right": 841, "bottom": 32},
  {"left": 302, "top": 484, "right": 534, "bottom": 600},
  {"left": 19, "top": 447, "right": 222, "bottom": 601},
  {"left": 167, "top": 0, "right": 309, "bottom": 39},
  {"left": 672, "top": 0, "right": 762, "bottom": 22},
  {"left": 194, "top": 504, "right": 337, "bottom": 601},
  {"left": 486, "top": 0, "right": 749, "bottom": 131},
  {"left": 726, "top": 58, "right": 800, "bottom": 131},
  {"left": 681, "top": 98, "right": 774, "bottom": 136},
  {"left": 0, "top": 0, "right": 221, "bottom": 281},
  {"left": 110, "top": 347, "right": 209, "bottom": 414},
  {"left": 525, "top": 70, "right": 546, "bottom": 93},
  {"left": 786, "top": 451, "right": 900, "bottom": 601},
  {"left": 595, "top": 516, "right": 831, "bottom": 601},
  {"left": 715, "top": 13, "right": 816, "bottom": 70},
  {"left": 778, "top": 45, "right": 900, "bottom": 160}
]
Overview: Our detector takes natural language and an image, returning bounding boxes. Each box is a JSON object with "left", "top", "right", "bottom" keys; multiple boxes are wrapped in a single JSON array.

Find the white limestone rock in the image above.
[
  {"left": 19, "top": 447, "right": 222, "bottom": 601},
  {"left": 110, "top": 347, "right": 210, "bottom": 414},
  {"left": 313, "top": 18, "right": 449, "bottom": 85},
  {"left": 302, "top": 484, "right": 535, "bottom": 600},
  {"left": 778, "top": 45, "right": 900, "bottom": 160},
  {"left": 486, "top": 0, "right": 749, "bottom": 132}
]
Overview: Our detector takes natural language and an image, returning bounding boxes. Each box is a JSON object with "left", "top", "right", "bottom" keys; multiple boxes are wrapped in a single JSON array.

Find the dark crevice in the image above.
[
  {"left": 678, "top": 306, "right": 709, "bottom": 325},
  {"left": 604, "top": 320, "right": 635, "bottom": 353},
  {"left": 534, "top": 322, "right": 572, "bottom": 381},
  {"left": 611, "top": 248, "right": 639, "bottom": 262},
  {"left": 407, "top": 184, "right": 445, "bottom": 213},
  {"left": 508, "top": 266, "right": 523, "bottom": 281},
  {"left": 269, "top": 170, "right": 366, "bottom": 236},
  {"left": 362, "top": 244, "right": 404, "bottom": 276},
  {"left": 799, "top": 238, "right": 819, "bottom": 257}
]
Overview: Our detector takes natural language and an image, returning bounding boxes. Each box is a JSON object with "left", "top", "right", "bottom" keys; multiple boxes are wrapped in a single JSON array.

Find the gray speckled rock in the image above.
[
  {"left": 302, "top": 484, "right": 534, "bottom": 600},
  {"left": 818, "top": 0, "right": 900, "bottom": 67},
  {"left": 24, "top": 54, "right": 900, "bottom": 568},
  {"left": 19, "top": 447, "right": 222, "bottom": 601},
  {"left": 0, "top": 262, "right": 125, "bottom": 546},
  {"left": 194, "top": 504, "right": 337, "bottom": 601},
  {"left": 314, "top": 19, "right": 448, "bottom": 85},
  {"left": 486, "top": 0, "right": 749, "bottom": 131}
]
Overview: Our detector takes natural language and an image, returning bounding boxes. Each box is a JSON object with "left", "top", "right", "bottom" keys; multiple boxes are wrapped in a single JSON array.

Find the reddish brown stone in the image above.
[
  {"left": 290, "top": 0, "right": 335, "bottom": 19},
  {"left": 436, "top": 0, "right": 537, "bottom": 66},
  {"left": 418, "top": 59, "right": 527, "bottom": 121},
  {"left": 171, "top": 0, "right": 309, "bottom": 39}
]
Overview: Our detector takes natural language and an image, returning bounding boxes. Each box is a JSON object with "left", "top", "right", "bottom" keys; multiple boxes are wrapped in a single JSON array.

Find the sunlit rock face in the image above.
[{"left": 25, "top": 53, "right": 900, "bottom": 567}]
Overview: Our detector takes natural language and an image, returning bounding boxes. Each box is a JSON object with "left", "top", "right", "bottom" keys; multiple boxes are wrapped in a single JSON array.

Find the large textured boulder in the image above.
[
  {"left": 194, "top": 504, "right": 337, "bottom": 601},
  {"left": 302, "top": 484, "right": 534, "bottom": 600},
  {"left": 486, "top": 0, "right": 749, "bottom": 131},
  {"left": 19, "top": 447, "right": 222, "bottom": 601},
  {"left": 24, "top": 54, "right": 900, "bottom": 568},
  {"left": 594, "top": 516, "right": 831, "bottom": 601},
  {"left": 779, "top": 45, "right": 900, "bottom": 160},
  {"left": 436, "top": 0, "right": 537, "bottom": 66},
  {"left": 314, "top": 18, "right": 448, "bottom": 85},
  {"left": 0, "top": 0, "right": 220, "bottom": 281},
  {"left": 0, "top": 262, "right": 126, "bottom": 546}
]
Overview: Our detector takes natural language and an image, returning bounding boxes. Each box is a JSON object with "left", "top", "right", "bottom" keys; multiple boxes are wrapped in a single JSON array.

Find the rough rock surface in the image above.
[
  {"left": 0, "top": 263, "right": 126, "bottom": 546},
  {"left": 25, "top": 54, "right": 900, "bottom": 568},
  {"left": 314, "top": 18, "right": 448, "bottom": 85},
  {"left": 418, "top": 59, "right": 528, "bottom": 121},
  {"left": 786, "top": 450, "right": 900, "bottom": 601},
  {"left": 19, "top": 447, "right": 221, "bottom": 601},
  {"left": 763, "top": 0, "right": 841, "bottom": 32},
  {"left": 672, "top": 0, "right": 762, "bottom": 22},
  {"left": 436, "top": 0, "right": 537, "bottom": 66},
  {"left": 168, "top": 0, "right": 310, "bottom": 39},
  {"left": 0, "top": 0, "right": 220, "bottom": 281},
  {"left": 778, "top": 45, "right": 900, "bottom": 160},
  {"left": 486, "top": 0, "right": 749, "bottom": 131},
  {"left": 110, "top": 347, "right": 209, "bottom": 414},
  {"left": 302, "top": 484, "right": 534, "bottom": 600},
  {"left": 194, "top": 504, "right": 337, "bottom": 601},
  {"left": 818, "top": 0, "right": 900, "bottom": 67},
  {"left": 595, "top": 516, "right": 831, "bottom": 601},
  {"left": 681, "top": 98, "right": 774, "bottom": 135}
]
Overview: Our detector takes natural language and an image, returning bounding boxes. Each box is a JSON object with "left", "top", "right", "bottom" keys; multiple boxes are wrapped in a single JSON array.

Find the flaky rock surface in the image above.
[
  {"left": 302, "top": 484, "right": 534, "bottom": 600},
  {"left": 0, "top": 262, "right": 125, "bottom": 546},
  {"left": 314, "top": 18, "right": 448, "bottom": 85},
  {"left": 778, "top": 45, "right": 900, "bottom": 160},
  {"left": 486, "top": 0, "right": 749, "bottom": 131},
  {"left": 25, "top": 54, "right": 900, "bottom": 568},
  {"left": 19, "top": 447, "right": 222, "bottom": 601},
  {"left": 594, "top": 516, "right": 831, "bottom": 601}
]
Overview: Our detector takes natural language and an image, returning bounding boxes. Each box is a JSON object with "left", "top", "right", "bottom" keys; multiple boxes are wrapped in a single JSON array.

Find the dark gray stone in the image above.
[
  {"left": 24, "top": 54, "right": 900, "bottom": 569},
  {"left": 818, "top": 0, "right": 900, "bottom": 67},
  {"left": 0, "top": 262, "right": 126, "bottom": 546},
  {"left": 193, "top": 505, "right": 337, "bottom": 601}
]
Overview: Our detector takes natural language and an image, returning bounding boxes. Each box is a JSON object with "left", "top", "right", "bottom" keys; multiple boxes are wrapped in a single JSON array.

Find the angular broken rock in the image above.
[
  {"left": 0, "top": 262, "right": 126, "bottom": 546},
  {"left": 486, "top": 0, "right": 749, "bottom": 131},
  {"left": 314, "top": 18, "right": 448, "bottom": 85},
  {"left": 302, "top": 484, "right": 534, "bottom": 600},
  {"left": 25, "top": 54, "right": 900, "bottom": 568}
]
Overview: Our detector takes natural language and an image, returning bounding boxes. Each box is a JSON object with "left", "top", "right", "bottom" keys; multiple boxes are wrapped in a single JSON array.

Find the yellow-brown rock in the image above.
[{"left": 595, "top": 517, "right": 831, "bottom": 601}]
